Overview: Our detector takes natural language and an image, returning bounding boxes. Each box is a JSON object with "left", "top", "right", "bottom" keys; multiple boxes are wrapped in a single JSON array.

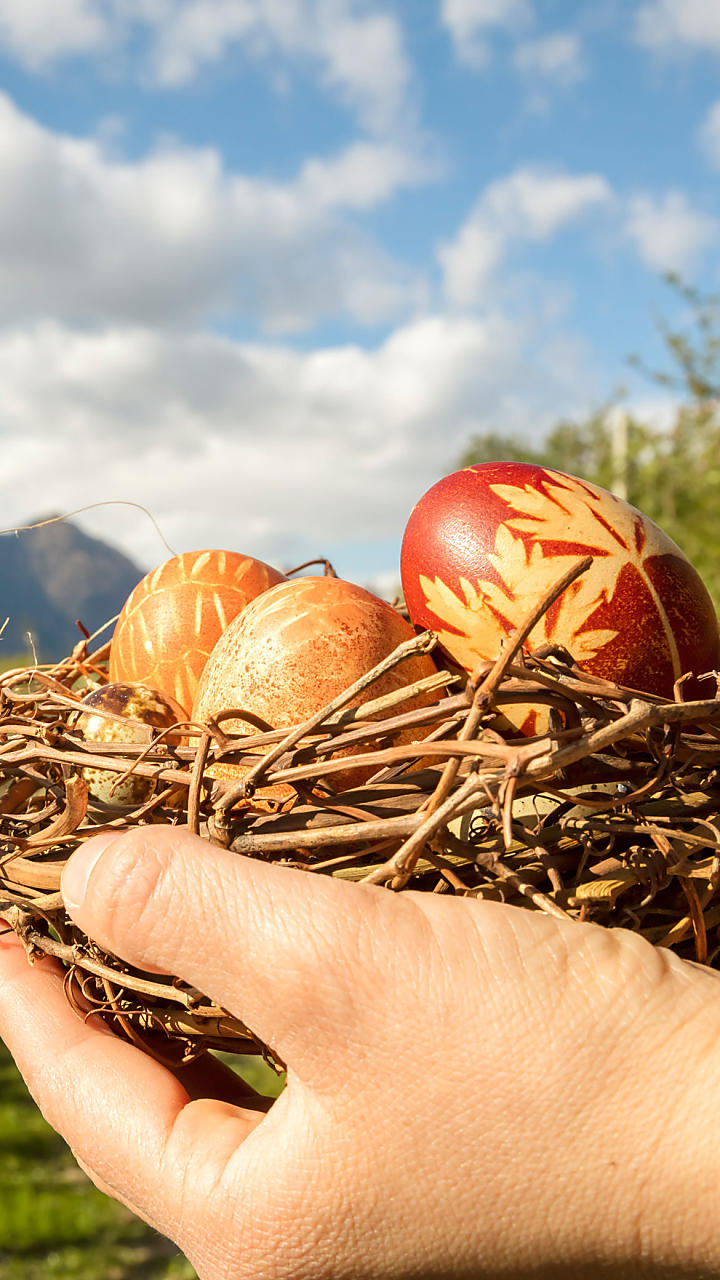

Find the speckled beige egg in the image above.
[
  {"left": 73, "top": 682, "right": 184, "bottom": 806},
  {"left": 191, "top": 575, "right": 439, "bottom": 791}
]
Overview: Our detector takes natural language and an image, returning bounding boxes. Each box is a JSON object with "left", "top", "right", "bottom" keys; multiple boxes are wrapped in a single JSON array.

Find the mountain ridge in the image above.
[{"left": 0, "top": 517, "right": 145, "bottom": 662}]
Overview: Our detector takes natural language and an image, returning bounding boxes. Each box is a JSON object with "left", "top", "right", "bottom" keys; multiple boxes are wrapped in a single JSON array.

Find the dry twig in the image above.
[{"left": 1, "top": 560, "right": 719, "bottom": 1063}]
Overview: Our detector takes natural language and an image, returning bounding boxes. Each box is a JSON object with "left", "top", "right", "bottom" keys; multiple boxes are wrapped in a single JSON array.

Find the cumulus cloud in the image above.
[
  {"left": 151, "top": 0, "right": 413, "bottom": 133},
  {"left": 634, "top": 0, "right": 720, "bottom": 56},
  {"left": 296, "top": 139, "right": 438, "bottom": 210},
  {"left": 623, "top": 191, "right": 720, "bottom": 272},
  {"left": 0, "top": 0, "right": 413, "bottom": 135},
  {"left": 0, "top": 315, "right": 598, "bottom": 576},
  {"left": 513, "top": 31, "right": 585, "bottom": 86},
  {"left": 439, "top": 167, "right": 612, "bottom": 307},
  {"left": 698, "top": 100, "right": 720, "bottom": 170},
  {"left": 0, "top": 94, "right": 430, "bottom": 332},
  {"left": 0, "top": 0, "right": 110, "bottom": 65},
  {"left": 439, "top": 0, "right": 533, "bottom": 67}
]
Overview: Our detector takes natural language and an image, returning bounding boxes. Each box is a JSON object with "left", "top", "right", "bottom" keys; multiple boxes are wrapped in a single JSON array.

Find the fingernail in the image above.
[{"left": 62, "top": 835, "right": 117, "bottom": 914}]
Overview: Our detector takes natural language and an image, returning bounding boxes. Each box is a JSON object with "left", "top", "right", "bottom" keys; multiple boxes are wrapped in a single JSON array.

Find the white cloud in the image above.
[
  {"left": 635, "top": 0, "right": 720, "bottom": 56},
  {"left": 439, "top": 167, "right": 612, "bottom": 307},
  {"left": 296, "top": 139, "right": 437, "bottom": 210},
  {"left": 623, "top": 192, "right": 719, "bottom": 272},
  {"left": 513, "top": 32, "right": 585, "bottom": 86},
  {"left": 0, "top": 315, "right": 598, "bottom": 576},
  {"left": 0, "top": 0, "right": 412, "bottom": 135},
  {"left": 698, "top": 100, "right": 720, "bottom": 170},
  {"left": 148, "top": 0, "right": 414, "bottom": 133},
  {"left": 0, "top": 0, "right": 110, "bottom": 65},
  {"left": 0, "top": 94, "right": 430, "bottom": 333},
  {"left": 440, "top": 0, "right": 533, "bottom": 67}
]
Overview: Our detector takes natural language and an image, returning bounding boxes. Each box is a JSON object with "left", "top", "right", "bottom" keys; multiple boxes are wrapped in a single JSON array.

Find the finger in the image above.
[
  {"left": 61, "top": 826, "right": 390, "bottom": 1076},
  {"left": 73, "top": 1151, "right": 149, "bottom": 1222},
  {"left": 0, "top": 924, "right": 266, "bottom": 1245}
]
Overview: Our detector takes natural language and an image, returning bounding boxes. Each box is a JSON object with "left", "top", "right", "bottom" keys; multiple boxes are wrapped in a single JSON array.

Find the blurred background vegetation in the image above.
[
  {"left": 0, "top": 1034, "right": 195, "bottom": 1280},
  {"left": 0, "top": 1039, "right": 281, "bottom": 1279},
  {"left": 460, "top": 274, "right": 720, "bottom": 611}
]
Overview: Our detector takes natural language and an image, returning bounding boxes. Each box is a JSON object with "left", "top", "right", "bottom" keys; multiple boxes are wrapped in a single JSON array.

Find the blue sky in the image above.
[{"left": 0, "top": 0, "right": 718, "bottom": 591}]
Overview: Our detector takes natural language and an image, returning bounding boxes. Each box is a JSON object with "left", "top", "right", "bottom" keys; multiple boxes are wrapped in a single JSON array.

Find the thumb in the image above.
[{"left": 61, "top": 825, "right": 387, "bottom": 1077}]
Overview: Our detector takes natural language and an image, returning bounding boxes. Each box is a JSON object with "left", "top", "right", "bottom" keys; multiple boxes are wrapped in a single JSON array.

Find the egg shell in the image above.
[
  {"left": 109, "top": 550, "right": 287, "bottom": 716},
  {"left": 401, "top": 462, "right": 720, "bottom": 728},
  {"left": 74, "top": 681, "right": 184, "bottom": 806},
  {"left": 191, "top": 575, "right": 439, "bottom": 791}
]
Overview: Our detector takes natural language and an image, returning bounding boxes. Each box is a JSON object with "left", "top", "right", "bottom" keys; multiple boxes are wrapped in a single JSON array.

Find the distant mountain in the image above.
[{"left": 0, "top": 517, "right": 145, "bottom": 661}]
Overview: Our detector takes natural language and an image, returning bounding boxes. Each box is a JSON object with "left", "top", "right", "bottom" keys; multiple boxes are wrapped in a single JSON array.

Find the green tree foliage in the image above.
[{"left": 459, "top": 275, "right": 720, "bottom": 609}]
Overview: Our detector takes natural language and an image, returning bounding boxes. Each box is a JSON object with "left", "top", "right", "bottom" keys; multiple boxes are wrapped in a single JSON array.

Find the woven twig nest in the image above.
[{"left": 1, "top": 558, "right": 720, "bottom": 1069}]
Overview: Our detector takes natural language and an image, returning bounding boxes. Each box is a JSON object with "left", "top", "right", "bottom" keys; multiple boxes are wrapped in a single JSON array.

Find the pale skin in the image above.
[{"left": 2, "top": 827, "right": 720, "bottom": 1278}]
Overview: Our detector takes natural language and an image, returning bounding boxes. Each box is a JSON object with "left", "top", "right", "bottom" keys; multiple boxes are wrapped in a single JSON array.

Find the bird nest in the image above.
[{"left": 1, "top": 558, "right": 720, "bottom": 1069}]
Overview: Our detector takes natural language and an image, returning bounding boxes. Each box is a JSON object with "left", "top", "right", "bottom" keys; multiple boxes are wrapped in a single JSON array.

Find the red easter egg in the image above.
[
  {"left": 401, "top": 463, "right": 719, "bottom": 719},
  {"left": 109, "top": 550, "right": 286, "bottom": 716},
  {"left": 191, "top": 574, "right": 439, "bottom": 792}
]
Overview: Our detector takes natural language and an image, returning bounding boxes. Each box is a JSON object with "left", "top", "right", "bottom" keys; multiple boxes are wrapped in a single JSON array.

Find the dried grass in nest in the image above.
[{"left": 1, "top": 555, "right": 720, "bottom": 1070}]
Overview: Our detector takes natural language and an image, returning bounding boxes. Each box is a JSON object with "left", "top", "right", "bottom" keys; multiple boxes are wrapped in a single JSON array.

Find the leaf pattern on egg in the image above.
[{"left": 419, "top": 468, "right": 682, "bottom": 674}]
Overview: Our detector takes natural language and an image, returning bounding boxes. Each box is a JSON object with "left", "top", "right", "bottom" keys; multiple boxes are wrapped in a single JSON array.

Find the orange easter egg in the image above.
[
  {"left": 401, "top": 463, "right": 719, "bottom": 731},
  {"left": 191, "top": 574, "right": 439, "bottom": 792},
  {"left": 109, "top": 550, "right": 286, "bottom": 716}
]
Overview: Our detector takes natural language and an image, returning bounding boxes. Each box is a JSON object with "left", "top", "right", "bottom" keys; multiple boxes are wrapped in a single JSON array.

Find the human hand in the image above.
[{"left": 1, "top": 825, "right": 720, "bottom": 1279}]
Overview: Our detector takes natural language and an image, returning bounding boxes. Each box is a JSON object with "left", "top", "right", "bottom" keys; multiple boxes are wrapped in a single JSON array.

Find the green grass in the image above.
[
  {"left": 0, "top": 1041, "right": 282, "bottom": 1279},
  {"left": 0, "top": 652, "right": 37, "bottom": 670}
]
